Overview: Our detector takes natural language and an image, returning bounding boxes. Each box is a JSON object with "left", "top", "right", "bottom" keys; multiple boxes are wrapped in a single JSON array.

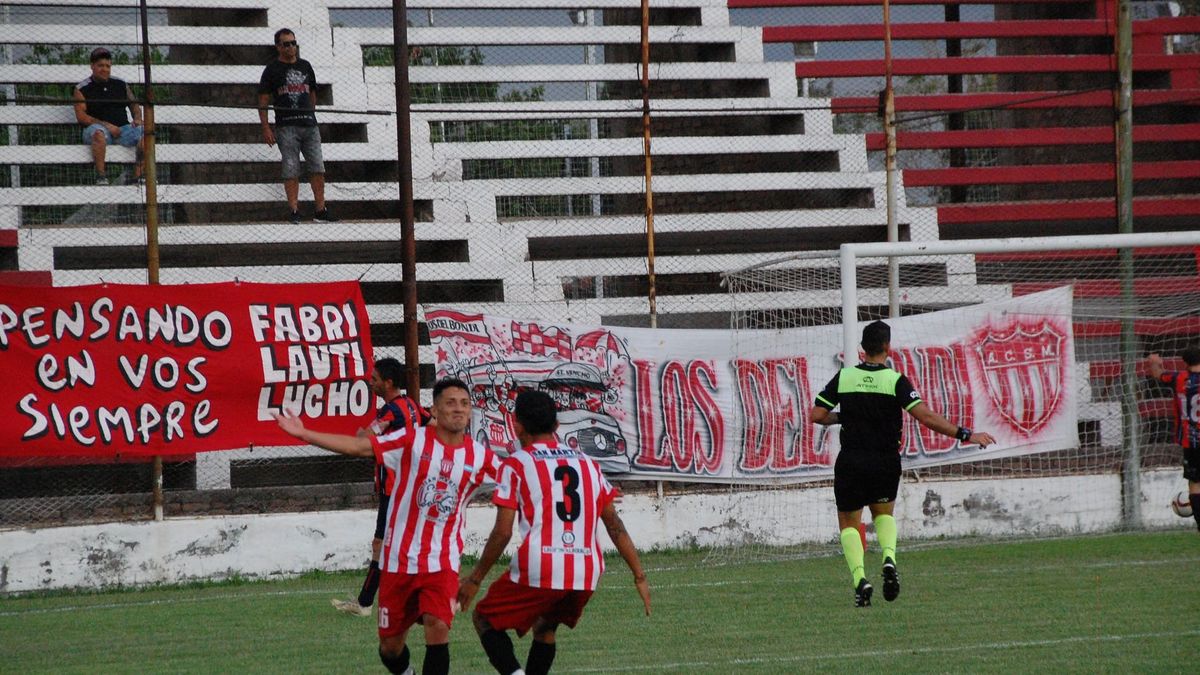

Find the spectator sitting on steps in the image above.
[{"left": 73, "top": 47, "right": 145, "bottom": 186}]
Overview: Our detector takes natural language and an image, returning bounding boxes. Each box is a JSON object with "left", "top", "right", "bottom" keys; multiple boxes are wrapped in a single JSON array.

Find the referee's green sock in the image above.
[
  {"left": 874, "top": 514, "right": 897, "bottom": 564},
  {"left": 840, "top": 527, "right": 866, "bottom": 586}
]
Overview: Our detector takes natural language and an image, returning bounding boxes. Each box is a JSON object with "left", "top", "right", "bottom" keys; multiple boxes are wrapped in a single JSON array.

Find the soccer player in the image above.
[
  {"left": 456, "top": 390, "right": 651, "bottom": 675},
  {"left": 276, "top": 377, "right": 497, "bottom": 675},
  {"left": 332, "top": 357, "right": 429, "bottom": 617},
  {"left": 1147, "top": 347, "right": 1200, "bottom": 532},
  {"left": 811, "top": 320, "right": 995, "bottom": 607}
]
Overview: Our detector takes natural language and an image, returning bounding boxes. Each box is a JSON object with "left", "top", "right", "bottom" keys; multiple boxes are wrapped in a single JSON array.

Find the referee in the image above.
[{"left": 811, "top": 320, "right": 995, "bottom": 607}]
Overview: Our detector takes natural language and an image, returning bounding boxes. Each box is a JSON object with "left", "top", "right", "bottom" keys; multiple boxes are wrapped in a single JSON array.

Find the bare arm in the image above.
[
  {"left": 457, "top": 507, "right": 515, "bottom": 612},
  {"left": 273, "top": 410, "right": 372, "bottom": 457},
  {"left": 125, "top": 83, "right": 142, "bottom": 125},
  {"left": 1147, "top": 353, "right": 1165, "bottom": 380},
  {"left": 907, "top": 402, "right": 995, "bottom": 448},
  {"left": 810, "top": 406, "right": 837, "bottom": 426},
  {"left": 258, "top": 93, "right": 275, "bottom": 146},
  {"left": 601, "top": 502, "right": 651, "bottom": 616}
]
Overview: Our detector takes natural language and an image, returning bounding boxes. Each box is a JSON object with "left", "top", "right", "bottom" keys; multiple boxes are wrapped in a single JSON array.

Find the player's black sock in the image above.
[
  {"left": 526, "top": 640, "right": 557, "bottom": 675},
  {"left": 378, "top": 645, "right": 410, "bottom": 674},
  {"left": 1191, "top": 494, "right": 1200, "bottom": 531},
  {"left": 480, "top": 629, "right": 521, "bottom": 675},
  {"left": 357, "top": 560, "right": 381, "bottom": 607},
  {"left": 423, "top": 642, "right": 450, "bottom": 675}
]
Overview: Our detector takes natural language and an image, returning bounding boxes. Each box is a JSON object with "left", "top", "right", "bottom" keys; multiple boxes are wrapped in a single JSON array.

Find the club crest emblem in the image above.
[{"left": 976, "top": 321, "right": 1067, "bottom": 434}]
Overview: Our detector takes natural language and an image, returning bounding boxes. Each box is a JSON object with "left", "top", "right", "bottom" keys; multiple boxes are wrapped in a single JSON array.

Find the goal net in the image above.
[{"left": 707, "top": 232, "right": 1200, "bottom": 563}]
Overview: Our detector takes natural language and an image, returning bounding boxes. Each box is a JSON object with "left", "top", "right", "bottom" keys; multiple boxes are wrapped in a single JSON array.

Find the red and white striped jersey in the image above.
[
  {"left": 372, "top": 426, "right": 499, "bottom": 574},
  {"left": 493, "top": 440, "right": 618, "bottom": 590}
]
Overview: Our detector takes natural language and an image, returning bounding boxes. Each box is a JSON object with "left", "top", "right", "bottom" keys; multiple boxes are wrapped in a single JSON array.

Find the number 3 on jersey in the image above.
[{"left": 554, "top": 465, "right": 581, "bottom": 522}]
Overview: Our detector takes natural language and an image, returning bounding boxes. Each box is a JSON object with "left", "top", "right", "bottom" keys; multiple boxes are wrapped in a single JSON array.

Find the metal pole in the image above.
[
  {"left": 139, "top": 0, "right": 163, "bottom": 521},
  {"left": 1114, "top": 0, "right": 1139, "bottom": 527},
  {"left": 640, "top": 0, "right": 657, "bottom": 330},
  {"left": 883, "top": 0, "right": 900, "bottom": 319},
  {"left": 393, "top": 0, "right": 421, "bottom": 400}
]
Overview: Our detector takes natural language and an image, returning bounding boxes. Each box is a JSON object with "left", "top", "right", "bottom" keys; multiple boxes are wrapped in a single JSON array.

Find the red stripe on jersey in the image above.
[
  {"left": 534, "top": 456, "right": 556, "bottom": 587},
  {"left": 559, "top": 458, "right": 576, "bottom": 591},
  {"left": 579, "top": 457, "right": 597, "bottom": 589}
]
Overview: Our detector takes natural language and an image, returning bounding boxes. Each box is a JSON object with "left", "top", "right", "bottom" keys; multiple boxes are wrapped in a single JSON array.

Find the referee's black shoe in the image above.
[
  {"left": 882, "top": 558, "right": 900, "bottom": 602},
  {"left": 854, "top": 578, "right": 873, "bottom": 607}
]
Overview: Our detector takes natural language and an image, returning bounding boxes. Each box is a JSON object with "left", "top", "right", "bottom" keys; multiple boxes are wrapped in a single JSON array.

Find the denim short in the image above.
[
  {"left": 275, "top": 124, "right": 324, "bottom": 179},
  {"left": 82, "top": 122, "right": 143, "bottom": 147}
]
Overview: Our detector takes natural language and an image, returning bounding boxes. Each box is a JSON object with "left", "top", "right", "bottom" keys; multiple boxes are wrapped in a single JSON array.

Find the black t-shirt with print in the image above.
[{"left": 258, "top": 59, "right": 318, "bottom": 127}]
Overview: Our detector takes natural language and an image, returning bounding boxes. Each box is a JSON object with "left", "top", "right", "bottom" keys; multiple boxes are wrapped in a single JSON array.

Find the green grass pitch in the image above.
[{"left": 1, "top": 530, "right": 1195, "bottom": 673}]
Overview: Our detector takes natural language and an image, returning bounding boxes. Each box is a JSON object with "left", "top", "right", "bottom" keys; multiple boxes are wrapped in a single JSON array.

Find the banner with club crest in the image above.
[{"left": 426, "top": 286, "right": 1077, "bottom": 481}]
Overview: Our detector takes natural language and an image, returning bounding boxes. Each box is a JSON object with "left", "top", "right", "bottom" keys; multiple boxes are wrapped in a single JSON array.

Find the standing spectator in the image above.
[
  {"left": 457, "top": 390, "right": 651, "bottom": 675},
  {"left": 332, "top": 357, "right": 430, "bottom": 617},
  {"left": 73, "top": 47, "right": 144, "bottom": 185},
  {"left": 258, "top": 28, "right": 336, "bottom": 224},
  {"left": 275, "top": 378, "right": 497, "bottom": 675},
  {"left": 1147, "top": 347, "right": 1200, "bottom": 532},
  {"left": 810, "top": 320, "right": 994, "bottom": 607}
]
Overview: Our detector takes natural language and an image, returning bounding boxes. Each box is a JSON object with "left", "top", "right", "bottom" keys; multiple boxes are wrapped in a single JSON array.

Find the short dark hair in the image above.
[
  {"left": 861, "top": 320, "right": 891, "bottom": 356},
  {"left": 273, "top": 28, "right": 295, "bottom": 45},
  {"left": 1183, "top": 345, "right": 1200, "bottom": 367},
  {"left": 514, "top": 390, "right": 557, "bottom": 435},
  {"left": 374, "top": 357, "right": 403, "bottom": 388},
  {"left": 90, "top": 47, "right": 112, "bottom": 63},
  {"left": 432, "top": 377, "right": 469, "bottom": 401}
]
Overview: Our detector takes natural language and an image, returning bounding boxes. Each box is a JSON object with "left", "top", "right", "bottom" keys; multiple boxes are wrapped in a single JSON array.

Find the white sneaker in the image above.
[{"left": 330, "top": 597, "right": 371, "bottom": 617}]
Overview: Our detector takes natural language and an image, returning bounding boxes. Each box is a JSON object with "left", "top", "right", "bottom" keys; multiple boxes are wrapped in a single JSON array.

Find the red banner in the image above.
[{"left": 0, "top": 282, "right": 375, "bottom": 457}]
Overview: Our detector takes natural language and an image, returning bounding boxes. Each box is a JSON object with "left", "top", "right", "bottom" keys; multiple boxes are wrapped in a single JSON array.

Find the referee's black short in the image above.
[
  {"left": 373, "top": 492, "right": 391, "bottom": 540},
  {"left": 833, "top": 448, "right": 902, "bottom": 512}
]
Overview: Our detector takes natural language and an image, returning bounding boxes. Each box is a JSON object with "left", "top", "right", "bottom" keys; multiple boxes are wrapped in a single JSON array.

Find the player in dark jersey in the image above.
[
  {"left": 1147, "top": 346, "right": 1200, "bottom": 532},
  {"left": 332, "top": 357, "right": 429, "bottom": 617},
  {"left": 811, "top": 320, "right": 995, "bottom": 607}
]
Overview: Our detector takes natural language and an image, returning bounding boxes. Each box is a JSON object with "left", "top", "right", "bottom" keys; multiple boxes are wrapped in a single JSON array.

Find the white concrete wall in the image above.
[{"left": 1, "top": 469, "right": 1191, "bottom": 594}]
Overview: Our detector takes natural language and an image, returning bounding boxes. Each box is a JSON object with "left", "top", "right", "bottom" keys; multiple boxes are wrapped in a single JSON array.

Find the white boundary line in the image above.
[
  {"left": 560, "top": 629, "right": 1200, "bottom": 672},
  {"left": 1, "top": 553, "right": 1186, "bottom": 617}
]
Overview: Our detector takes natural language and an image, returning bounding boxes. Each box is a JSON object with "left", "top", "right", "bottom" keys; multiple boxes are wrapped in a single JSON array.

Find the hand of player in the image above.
[
  {"left": 107, "top": 122, "right": 121, "bottom": 138},
  {"left": 455, "top": 579, "right": 480, "bottom": 613},
  {"left": 969, "top": 431, "right": 996, "bottom": 448},
  {"left": 633, "top": 573, "right": 651, "bottom": 617},
  {"left": 272, "top": 409, "right": 305, "bottom": 437},
  {"left": 262, "top": 125, "right": 276, "bottom": 147}
]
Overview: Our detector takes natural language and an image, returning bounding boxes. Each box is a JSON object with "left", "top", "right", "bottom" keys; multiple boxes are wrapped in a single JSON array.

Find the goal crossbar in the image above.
[{"left": 838, "top": 231, "right": 1200, "bottom": 360}]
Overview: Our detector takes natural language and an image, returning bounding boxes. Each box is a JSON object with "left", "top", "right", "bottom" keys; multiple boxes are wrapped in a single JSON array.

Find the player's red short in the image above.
[
  {"left": 474, "top": 573, "right": 594, "bottom": 637},
  {"left": 377, "top": 568, "right": 459, "bottom": 638}
]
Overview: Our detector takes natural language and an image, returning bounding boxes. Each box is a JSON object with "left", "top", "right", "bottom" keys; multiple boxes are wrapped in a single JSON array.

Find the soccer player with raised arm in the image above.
[
  {"left": 1147, "top": 346, "right": 1200, "bottom": 532},
  {"left": 811, "top": 320, "right": 995, "bottom": 607},
  {"left": 456, "top": 390, "right": 651, "bottom": 675},
  {"left": 276, "top": 377, "right": 497, "bottom": 675},
  {"left": 333, "top": 357, "right": 430, "bottom": 617}
]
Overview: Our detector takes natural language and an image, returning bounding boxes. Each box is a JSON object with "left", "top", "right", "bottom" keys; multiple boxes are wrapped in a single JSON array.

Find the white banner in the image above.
[{"left": 426, "top": 287, "right": 1077, "bottom": 481}]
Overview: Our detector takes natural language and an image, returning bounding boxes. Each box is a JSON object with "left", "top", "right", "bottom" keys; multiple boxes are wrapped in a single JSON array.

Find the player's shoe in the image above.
[
  {"left": 854, "top": 578, "right": 873, "bottom": 607},
  {"left": 330, "top": 597, "right": 371, "bottom": 617},
  {"left": 882, "top": 558, "right": 900, "bottom": 602}
]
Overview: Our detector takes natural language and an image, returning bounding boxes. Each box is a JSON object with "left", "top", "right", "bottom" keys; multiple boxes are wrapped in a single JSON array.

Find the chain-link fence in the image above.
[{"left": 1, "top": 0, "right": 1197, "bottom": 528}]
